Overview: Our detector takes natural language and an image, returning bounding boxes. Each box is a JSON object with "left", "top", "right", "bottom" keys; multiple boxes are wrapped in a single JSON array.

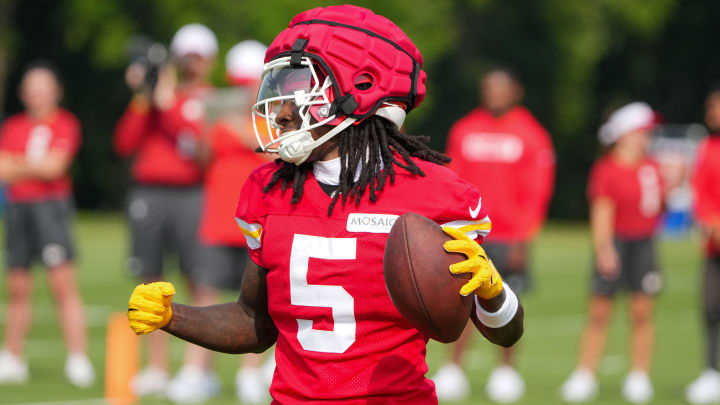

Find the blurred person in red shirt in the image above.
[
  {"left": 0, "top": 62, "right": 95, "bottom": 387},
  {"left": 560, "top": 102, "right": 670, "bottom": 404},
  {"left": 113, "top": 23, "right": 218, "bottom": 402},
  {"left": 194, "top": 40, "right": 275, "bottom": 404},
  {"left": 686, "top": 85, "right": 720, "bottom": 404},
  {"left": 439, "top": 68, "right": 555, "bottom": 403}
]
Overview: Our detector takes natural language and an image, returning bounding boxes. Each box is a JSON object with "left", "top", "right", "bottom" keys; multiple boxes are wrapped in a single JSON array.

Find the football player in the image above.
[
  {"left": 560, "top": 102, "right": 667, "bottom": 404},
  {"left": 126, "top": 6, "right": 524, "bottom": 403},
  {"left": 442, "top": 67, "right": 555, "bottom": 403},
  {"left": 686, "top": 84, "right": 720, "bottom": 404},
  {"left": 0, "top": 62, "right": 94, "bottom": 387}
]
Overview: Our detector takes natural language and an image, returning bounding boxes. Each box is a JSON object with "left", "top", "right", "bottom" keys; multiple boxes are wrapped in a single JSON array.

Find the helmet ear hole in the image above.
[{"left": 354, "top": 73, "right": 374, "bottom": 91}]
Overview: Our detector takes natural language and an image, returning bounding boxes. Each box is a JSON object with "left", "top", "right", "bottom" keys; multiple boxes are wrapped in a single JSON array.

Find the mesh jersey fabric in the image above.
[{"left": 235, "top": 157, "right": 490, "bottom": 403}]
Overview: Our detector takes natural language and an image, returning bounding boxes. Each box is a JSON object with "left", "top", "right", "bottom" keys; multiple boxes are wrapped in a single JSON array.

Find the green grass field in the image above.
[{"left": 0, "top": 213, "right": 707, "bottom": 404}]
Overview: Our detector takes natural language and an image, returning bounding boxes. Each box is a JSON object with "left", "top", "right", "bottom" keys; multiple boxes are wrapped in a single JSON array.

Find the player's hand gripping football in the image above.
[
  {"left": 442, "top": 227, "right": 503, "bottom": 299},
  {"left": 127, "top": 282, "right": 175, "bottom": 335}
]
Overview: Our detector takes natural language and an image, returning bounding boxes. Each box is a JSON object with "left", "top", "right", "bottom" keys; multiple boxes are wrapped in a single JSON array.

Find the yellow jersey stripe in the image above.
[
  {"left": 237, "top": 224, "right": 262, "bottom": 239},
  {"left": 235, "top": 217, "right": 262, "bottom": 250},
  {"left": 441, "top": 217, "right": 493, "bottom": 239},
  {"left": 457, "top": 222, "right": 493, "bottom": 233}
]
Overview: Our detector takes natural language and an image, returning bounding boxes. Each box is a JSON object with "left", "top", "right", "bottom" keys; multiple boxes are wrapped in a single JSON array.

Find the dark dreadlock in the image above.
[{"left": 262, "top": 116, "right": 451, "bottom": 215}]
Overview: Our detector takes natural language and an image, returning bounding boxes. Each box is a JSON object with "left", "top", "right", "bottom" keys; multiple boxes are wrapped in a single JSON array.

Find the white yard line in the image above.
[
  {"left": 3, "top": 399, "right": 107, "bottom": 405},
  {"left": 0, "top": 304, "right": 115, "bottom": 327}
]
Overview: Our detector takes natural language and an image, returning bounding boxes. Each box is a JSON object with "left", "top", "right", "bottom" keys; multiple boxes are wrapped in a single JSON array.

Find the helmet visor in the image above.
[
  {"left": 255, "top": 66, "right": 314, "bottom": 116},
  {"left": 251, "top": 57, "right": 334, "bottom": 153}
]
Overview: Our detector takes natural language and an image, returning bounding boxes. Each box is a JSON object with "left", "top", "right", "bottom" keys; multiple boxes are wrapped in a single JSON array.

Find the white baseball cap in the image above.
[
  {"left": 226, "top": 40, "right": 267, "bottom": 85},
  {"left": 598, "top": 101, "right": 656, "bottom": 145},
  {"left": 170, "top": 23, "right": 218, "bottom": 58}
]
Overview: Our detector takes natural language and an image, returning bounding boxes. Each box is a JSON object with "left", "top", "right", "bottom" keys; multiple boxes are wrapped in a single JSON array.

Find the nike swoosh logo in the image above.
[{"left": 469, "top": 197, "right": 482, "bottom": 219}]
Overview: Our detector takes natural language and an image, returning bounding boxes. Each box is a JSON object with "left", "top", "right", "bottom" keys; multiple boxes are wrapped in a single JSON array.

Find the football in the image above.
[{"left": 383, "top": 212, "right": 474, "bottom": 343}]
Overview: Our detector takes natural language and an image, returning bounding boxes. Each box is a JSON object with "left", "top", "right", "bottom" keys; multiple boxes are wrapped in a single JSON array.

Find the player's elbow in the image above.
[
  {"left": 228, "top": 323, "right": 278, "bottom": 355},
  {"left": 248, "top": 337, "right": 276, "bottom": 354},
  {"left": 222, "top": 340, "right": 272, "bottom": 355},
  {"left": 252, "top": 325, "right": 279, "bottom": 354}
]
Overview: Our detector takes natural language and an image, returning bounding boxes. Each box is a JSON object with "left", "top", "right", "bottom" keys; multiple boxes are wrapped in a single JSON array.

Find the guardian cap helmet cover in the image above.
[{"left": 252, "top": 5, "right": 426, "bottom": 164}]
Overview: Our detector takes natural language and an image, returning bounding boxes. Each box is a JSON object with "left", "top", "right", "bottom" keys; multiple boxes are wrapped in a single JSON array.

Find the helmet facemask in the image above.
[{"left": 252, "top": 56, "right": 356, "bottom": 165}]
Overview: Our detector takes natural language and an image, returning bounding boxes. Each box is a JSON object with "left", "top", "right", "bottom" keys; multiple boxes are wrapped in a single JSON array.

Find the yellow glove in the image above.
[
  {"left": 127, "top": 282, "right": 175, "bottom": 335},
  {"left": 442, "top": 226, "right": 503, "bottom": 299}
]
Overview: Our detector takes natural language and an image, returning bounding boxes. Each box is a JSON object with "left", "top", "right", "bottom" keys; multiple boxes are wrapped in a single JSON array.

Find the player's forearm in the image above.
[
  {"left": 163, "top": 301, "right": 278, "bottom": 354},
  {"left": 14, "top": 160, "right": 67, "bottom": 181},
  {"left": 472, "top": 290, "right": 524, "bottom": 347},
  {"left": 590, "top": 198, "right": 615, "bottom": 253},
  {"left": 5, "top": 152, "right": 70, "bottom": 182}
]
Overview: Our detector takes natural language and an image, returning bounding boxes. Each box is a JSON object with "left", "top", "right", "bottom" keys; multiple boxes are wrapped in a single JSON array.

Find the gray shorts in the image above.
[
  {"left": 592, "top": 237, "right": 662, "bottom": 297},
  {"left": 5, "top": 198, "right": 75, "bottom": 269},
  {"left": 703, "top": 256, "right": 720, "bottom": 325},
  {"left": 126, "top": 186, "right": 202, "bottom": 280},
  {"left": 194, "top": 244, "right": 249, "bottom": 291},
  {"left": 483, "top": 242, "right": 531, "bottom": 294}
]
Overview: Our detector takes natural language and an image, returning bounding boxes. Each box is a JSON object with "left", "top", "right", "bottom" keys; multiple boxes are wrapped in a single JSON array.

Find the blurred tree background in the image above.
[{"left": 1, "top": 0, "right": 719, "bottom": 217}]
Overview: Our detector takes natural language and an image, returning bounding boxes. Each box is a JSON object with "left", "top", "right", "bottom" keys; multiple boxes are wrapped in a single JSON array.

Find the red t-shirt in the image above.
[
  {"left": 587, "top": 155, "right": 663, "bottom": 239},
  {"left": 692, "top": 135, "right": 720, "bottom": 255},
  {"left": 113, "top": 87, "right": 209, "bottom": 186},
  {"left": 446, "top": 106, "right": 555, "bottom": 242},
  {"left": 235, "top": 158, "right": 491, "bottom": 404},
  {"left": 199, "top": 121, "right": 269, "bottom": 246},
  {"left": 0, "top": 109, "right": 80, "bottom": 202}
]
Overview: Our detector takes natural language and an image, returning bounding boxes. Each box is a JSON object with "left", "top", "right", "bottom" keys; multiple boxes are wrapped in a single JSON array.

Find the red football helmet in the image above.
[{"left": 252, "top": 5, "right": 426, "bottom": 164}]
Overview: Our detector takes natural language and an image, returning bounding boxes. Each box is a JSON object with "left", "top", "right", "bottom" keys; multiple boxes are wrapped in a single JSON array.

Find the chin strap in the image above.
[
  {"left": 279, "top": 117, "right": 357, "bottom": 165},
  {"left": 306, "top": 117, "right": 357, "bottom": 154},
  {"left": 278, "top": 103, "right": 403, "bottom": 166}
]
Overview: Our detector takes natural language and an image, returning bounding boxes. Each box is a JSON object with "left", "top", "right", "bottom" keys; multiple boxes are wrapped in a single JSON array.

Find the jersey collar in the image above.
[
  {"left": 312, "top": 157, "right": 369, "bottom": 186},
  {"left": 312, "top": 148, "right": 385, "bottom": 186},
  {"left": 312, "top": 157, "right": 344, "bottom": 186}
]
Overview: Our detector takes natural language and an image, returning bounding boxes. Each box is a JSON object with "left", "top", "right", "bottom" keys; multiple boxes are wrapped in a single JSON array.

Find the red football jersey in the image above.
[
  {"left": 235, "top": 157, "right": 491, "bottom": 404},
  {"left": 692, "top": 135, "right": 720, "bottom": 255},
  {"left": 199, "top": 121, "right": 270, "bottom": 246},
  {"left": 113, "top": 87, "right": 209, "bottom": 186},
  {"left": 446, "top": 106, "right": 555, "bottom": 242},
  {"left": 587, "top": 155, "right": 663, "bottom": 239},
  {"left": 0, "top": 109, "right": 80, "bottom": 202}
]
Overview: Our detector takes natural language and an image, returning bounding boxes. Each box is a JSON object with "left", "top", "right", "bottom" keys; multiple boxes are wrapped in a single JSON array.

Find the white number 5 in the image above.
[{"left": 289, "top": 234, "right": 356, "bottom": 353}]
